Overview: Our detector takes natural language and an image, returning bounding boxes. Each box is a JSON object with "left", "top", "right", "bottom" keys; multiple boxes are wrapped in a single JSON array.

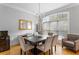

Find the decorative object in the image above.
[
  {"left": 36, "top": 3, "right": 43, "bottom": 34},
  {"left": 19, "top": 19, "right": 32, "bottom": 30}
]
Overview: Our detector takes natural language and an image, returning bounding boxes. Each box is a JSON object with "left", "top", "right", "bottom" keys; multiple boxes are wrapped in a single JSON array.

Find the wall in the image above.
[
  {"left": 68, "top": 5, "right": 79, "bottom": 34},
  {"left": 0, "top": 5, "right": 38, "bottom": 46}
]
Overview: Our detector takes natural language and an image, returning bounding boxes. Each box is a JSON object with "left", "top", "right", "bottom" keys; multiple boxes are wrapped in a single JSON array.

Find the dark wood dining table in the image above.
[{"left": 24, "top": 35, "right": 49, "bottom": 55}]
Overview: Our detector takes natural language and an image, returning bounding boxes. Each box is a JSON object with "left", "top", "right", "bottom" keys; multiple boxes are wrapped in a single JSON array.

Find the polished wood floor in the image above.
[{"left": 0, "top": 44, "right": 79, "bottom": 55}]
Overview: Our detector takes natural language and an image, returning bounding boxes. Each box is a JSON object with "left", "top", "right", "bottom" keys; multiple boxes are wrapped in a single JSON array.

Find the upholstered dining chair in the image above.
[
  {"left": 51, "top": 35, "right": 58, "bottom": 54},
  {"left": 19, "top": 36, "right": 34, "bottom": 55},
  {"left": 37, "top": 37, "right": 53, "bottom": 55}
]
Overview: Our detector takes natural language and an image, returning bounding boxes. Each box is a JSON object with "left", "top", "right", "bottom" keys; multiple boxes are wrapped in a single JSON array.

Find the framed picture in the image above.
[
  {"left": 26, "top": 20, "right": 32, "bottom": 30},
  {"left": 19, "top": 19, "right": 32, "bottom": 30}
]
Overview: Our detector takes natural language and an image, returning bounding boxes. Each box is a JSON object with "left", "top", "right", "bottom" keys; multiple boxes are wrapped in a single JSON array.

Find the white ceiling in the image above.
[
  {"left": 40, "top": 3, "right": 69, "bottom": 13},
  {"left": 2, "top": 3, "right": 70, "bottom": 15}
]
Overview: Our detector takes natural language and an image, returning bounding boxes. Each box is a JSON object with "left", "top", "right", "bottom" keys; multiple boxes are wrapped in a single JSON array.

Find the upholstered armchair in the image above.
[
  {"left": 62, "top": 34, "right": 79, "bottom": 51},
  {"left": 19, "top": 36, "right": 34, "bottom": 55}
]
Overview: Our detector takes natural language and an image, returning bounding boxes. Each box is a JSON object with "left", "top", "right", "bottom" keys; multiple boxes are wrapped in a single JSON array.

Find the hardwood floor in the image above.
[{"left": 0, "top": 44, "right": 79, "bottom": 55}]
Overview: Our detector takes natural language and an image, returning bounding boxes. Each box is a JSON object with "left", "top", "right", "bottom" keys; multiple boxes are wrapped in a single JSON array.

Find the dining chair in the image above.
[
  {"left": 51, "top": 35, "right": 58, "bottom": 54},
  {"left": 37, "top": 37, "right": 53, "bottom": 55},
  {"left": 19, "top": 36, "right": 34, "bottom": 55}
]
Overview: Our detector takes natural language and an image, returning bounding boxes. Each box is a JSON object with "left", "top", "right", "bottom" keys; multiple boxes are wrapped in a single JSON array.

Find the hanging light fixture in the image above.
[
  {"left": 38, "top": 3, "right": 41, "bottom": 21},
  {"left": 37, "top": 3, "right": 42, "bottom": 34}
]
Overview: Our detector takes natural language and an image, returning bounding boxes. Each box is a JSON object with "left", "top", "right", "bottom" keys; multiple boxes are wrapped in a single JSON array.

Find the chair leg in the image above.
[
  {"left": 62, "top": 45, "right": 63, "bottom": 48},
  {"left": 43, "top": 52, "right": 45, "bottom": 55},
  {"left": 24, "top": 52, "right": 26, "bottom": 55},
  {"left": 49, "top": 49, "right": 51, "bottom": 55},
  {"left": 51, "top": 47, "right": 53, "bottom": 54},
  {"left": 20, "top": 48, "right": 22, "bottom": 55},
  {"left": 74, "top": 50, "right": 77, "bottom": 53},
  {"left": 29, "top": 50, "right": 31, "bottom": 55},
  {"left": 55, "top": 45, "right": 56, "bottom": 52}
]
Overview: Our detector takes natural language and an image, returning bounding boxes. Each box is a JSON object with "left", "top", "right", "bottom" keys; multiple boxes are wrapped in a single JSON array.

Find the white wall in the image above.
[
  {"left": 0, "top": 5, "right": 38, "bottom": 46},
  {"left": 69, "top": 5, "right": 79, "bottom": 35}
]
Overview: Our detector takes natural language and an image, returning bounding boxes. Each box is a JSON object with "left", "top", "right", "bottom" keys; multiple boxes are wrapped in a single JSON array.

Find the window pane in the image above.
[
  {"left": 50, "top": 22, "right": 57, "bottom": 31},
  {"left": 42, "top": 12, "right": 69, "bottom": 37},
  {"left": 58, "top": 21, "right": 68, "bottom": 31},
  {"left": 42, "top": 16, "right": 49, "bottom": 22},
  {"left": 43, "top": 23, "right": 49, "bottom": 30}
]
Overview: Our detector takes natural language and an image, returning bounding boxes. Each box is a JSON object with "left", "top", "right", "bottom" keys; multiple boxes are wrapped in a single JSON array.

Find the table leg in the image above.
[{"left": 33, "top": 45, "right": 37, "bottom": 55}]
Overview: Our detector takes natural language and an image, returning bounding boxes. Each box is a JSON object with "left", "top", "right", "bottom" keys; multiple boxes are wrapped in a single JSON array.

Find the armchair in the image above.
[{"left": 62, "top": 34, "right": 79, "bottom": 51}]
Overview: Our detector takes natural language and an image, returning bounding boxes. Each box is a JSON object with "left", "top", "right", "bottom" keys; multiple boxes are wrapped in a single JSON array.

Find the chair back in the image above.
[
  {"left": 44, "top": 37, "right": 53, "bottom": 51},
  {"left": 48, "top": 33, "right": 53, "bottom": 36},
  {"left": 52, "top": 35, "right": 58, "bottom": 46},
  {"left": 68, "top": 34, "right": 79, "bottom": 41},
  {"left": 19, "top": 36, "right": 26, "bottom": 51}
]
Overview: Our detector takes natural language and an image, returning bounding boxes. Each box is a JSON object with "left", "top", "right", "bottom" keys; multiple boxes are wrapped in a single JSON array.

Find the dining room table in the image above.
[{"left": 24, "top": 35, "right": 50, "bottom": 55}]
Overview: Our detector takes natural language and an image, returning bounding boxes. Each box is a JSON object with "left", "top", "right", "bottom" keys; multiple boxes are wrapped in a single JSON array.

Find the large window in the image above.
[{"left": 42, "top": 12, "right": 69, "bottom": 37}]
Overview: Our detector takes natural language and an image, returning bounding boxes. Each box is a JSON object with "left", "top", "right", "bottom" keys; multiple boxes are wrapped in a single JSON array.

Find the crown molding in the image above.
[
  {"left": 0, "top": 3, "right": 37, "bottom": 16},
  {"left": 41, "top": 3, "right": 79, "bottom": 18}
]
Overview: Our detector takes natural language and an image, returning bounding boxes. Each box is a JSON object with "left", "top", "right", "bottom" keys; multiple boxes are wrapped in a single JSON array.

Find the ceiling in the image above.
[{"left": 2, "top": 3, "right": 70, "bottom": 15}]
